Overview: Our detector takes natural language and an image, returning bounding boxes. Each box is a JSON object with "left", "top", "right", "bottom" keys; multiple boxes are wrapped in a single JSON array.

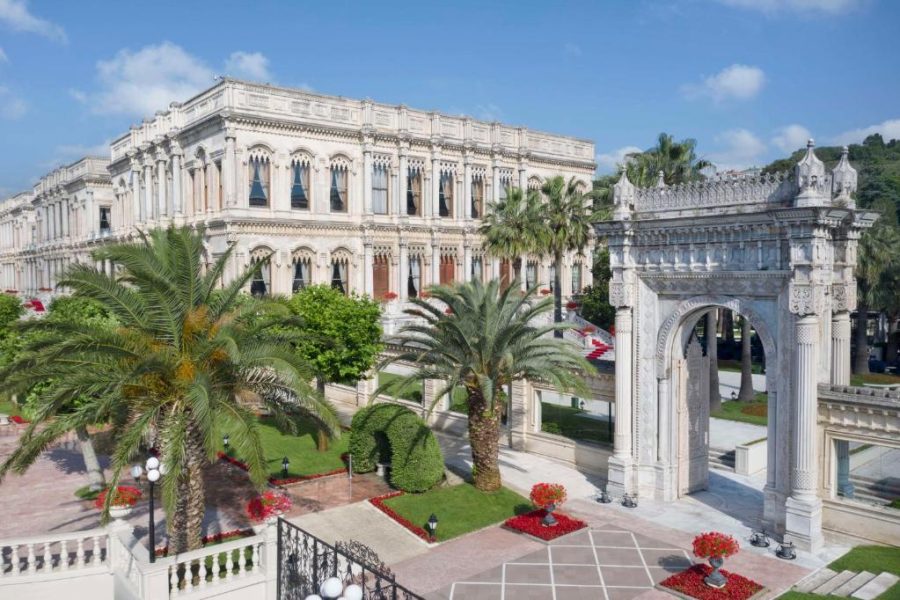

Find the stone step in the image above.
[
  {"left": 813, "top": 570, "right": 857, "bottom": 596},
  {"left": 833, "top": 571, "right": 877, "bottom": 597},
  {"left": 852, "top": 572, "right": 900, "bottom": 600},
  {"left": 796, "top": 568, "right": 838, "bottom": 593}
]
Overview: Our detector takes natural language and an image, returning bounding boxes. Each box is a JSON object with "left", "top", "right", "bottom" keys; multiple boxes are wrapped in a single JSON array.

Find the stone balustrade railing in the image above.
[
  {"left": 633, "top": 171, "right": 798, "bottom": 213},
  {"left": 166, "top": 534, "right": 265, "bottom": 595},
  {"left": 0, "top": 527, "right": 108, "bottom": 577}
]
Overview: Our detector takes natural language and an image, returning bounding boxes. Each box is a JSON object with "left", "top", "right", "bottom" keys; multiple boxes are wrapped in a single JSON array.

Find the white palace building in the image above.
[{"left": 0, "top": 78, "right": 596, "bottom": 314}]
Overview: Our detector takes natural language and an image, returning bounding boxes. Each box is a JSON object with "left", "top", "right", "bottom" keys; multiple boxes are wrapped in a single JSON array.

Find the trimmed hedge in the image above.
[{"left": 349, "top": 404, "right": 444, "bottom": 492}]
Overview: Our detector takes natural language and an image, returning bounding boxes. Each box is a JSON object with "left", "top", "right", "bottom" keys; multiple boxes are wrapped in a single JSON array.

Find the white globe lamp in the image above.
[
  {"left": 319, "top": 577, "right": 343, "bottom": 598},
  {"left": 343, "top": 584, "right": 364, "bottom": 600}
]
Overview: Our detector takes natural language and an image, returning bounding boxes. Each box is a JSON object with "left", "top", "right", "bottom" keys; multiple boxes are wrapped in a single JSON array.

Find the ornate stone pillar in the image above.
[
  {"left": 785, "top": 314, "right": 824, "bottom": 551},
  {"left": 62, "top": 198, "right": 71, "bottom": 239},
  {"left": 398, "top": 241, "right": 409, "bottom": 302},
  {"left": 130, "top": 160, "right": 142, "bottom": 223},
  {"left": 398, "top": 150, "right": 408, "bottom": 217},
  {"left": 518, "top": 164, "right": 527, "bottom": 192},
  {"left": 363, "top": 146, "right": 373, "bottom": 215},
  {"left": 831, "top": 311, "right": 851, "bottom": 385},
  {"left": 608, "top": 306, "right": 634, "bottom": 496},
  {"left": 363, "top": 239, "right": 374, "bottom": 298},
  {"left": 143, "top": 161, "right": 154, "bottom": 222},
  {"left": 171, "top": 148, "right": 183, "bottom": 217},
  {"left": 224, "top": 131, "right": 237, "bottom": 207},
  {"left": 492, "top": 163, "right": 500, "bottom": 202},
  {"left": 157, "top": 156, "right": 168, "bottom": 218},
  {"left": 463, "top": 240, "right": 472, "bottom": 283},
  {"left": 463, "top": 155, "right": 472, "bottom": 222},
  {"left": 430, "top": 238, "right": 439, "bottom": 286},
  {"left": 430, "top": 153, "right": 440, "bottom": 219}
]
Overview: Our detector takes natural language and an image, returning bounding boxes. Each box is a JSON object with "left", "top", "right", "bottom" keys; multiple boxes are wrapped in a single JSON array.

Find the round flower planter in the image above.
[
  {"left": 109, "top": 505, "right": 133, "bottom": 521},
  {"left": 704, "top": 556, "right": 727, "bottom": 589}
]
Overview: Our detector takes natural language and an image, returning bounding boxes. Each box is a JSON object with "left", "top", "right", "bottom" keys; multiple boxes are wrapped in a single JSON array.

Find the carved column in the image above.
[
  {"left": 429, "top": 238, "right": 439, "bottom": 286},
  {"left": 608, "top": 306, "right": 634, "bottom": 497},
  {"left": 518, "top": 164, "right": 527, "bottom": 192},
  {"left": 831, "top": 311, "right": 851, "bottom": 386},
  {"left": 157, "top": 156, "right": 168, "bottom": 218},
  {"left": 463, "top": 239, "right": 472, "bottom": 284},
  {"left": 131, "top": 161, "right": 142, "bottom": 222},
  {"left": 491, "top": 163, "right": 500, "bottom": 202},
  {"left": 429, "top": 152, "right": 440, "bottom": 219},
  {"left": 463, "top": 156, "right": 472, "bottom": 222},
  {"left": 363, "top": 146, "right": 373, "bottom": 215},
  {"left": 171, "top": 149, "right": 183, "bottom": 217},
  {"left": 363, "top": 239, "right": 374, "bottom": 298},
  {"left": 143, "top": 162, "right": 154, "bottom": 222},
  {"left": 398, "top": 241, "right": 409, "bottom": 302},
  {"left": 62, "top": 198, "right": 71, "bottom": 239},
  {"left": 224, "top": 132, "right": 237, "bottom": 207}
]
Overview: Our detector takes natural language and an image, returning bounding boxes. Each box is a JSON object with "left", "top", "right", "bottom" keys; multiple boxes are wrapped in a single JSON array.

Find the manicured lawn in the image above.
[
  {"left": 711, "top": 394, "right": 768, "bottom": 426},
  {"left": 224, "top": 418, "right": 349, "bottom": 479},
  {"left": 781, "top": 545, "right": 900, "bottom": 600},
  {"left": 0, "top": 399, "right": 21, "bottom": 417},
  {"left": 851, "top": 372, "right": 900, "bottom": 387},
  {"left": 541, "top": 402, "right": 613, "bottom": 445},
  {"left": 378, "top": 372, "right": 423, "bottom": 404},
  {"left": 718, "top": 359, "right": 764, "bottom": 374},
  {"left": 382, "top": 483, "right": 531, "bottom": 542}
]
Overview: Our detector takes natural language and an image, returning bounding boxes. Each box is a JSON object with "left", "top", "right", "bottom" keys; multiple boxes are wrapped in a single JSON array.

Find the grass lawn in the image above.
[
  {"left": 850, "top": 372, "right": 900, "bottom": 387},
  {"left": 0, "top": 399, "right": 21, "bottom": 417},
  {"left": 541, "top": 403, "right": 613, "bottom": 445},
  {"left": 378, "top": 372, "right": 423, "bottom": 404},
  {"left": 781, "top": 545, "right": 900, "bottom": 600},
  {"left": 382, "top": 483, "right": 530, "bottom": 542},
  {"left": 718, "top": 359, "right": 764, "bottom": 374},
  {"left": 711, "top": 393, "right": 768, "bottom": 426},
  {"left": 223, "top": 417, "right": 349, "bottom": 479}
]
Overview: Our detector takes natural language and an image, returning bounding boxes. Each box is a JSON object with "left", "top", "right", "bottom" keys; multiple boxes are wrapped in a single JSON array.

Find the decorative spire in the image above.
[
  {"left": 831, "top": 146, "right": 857, "bottom": 207},
  {"left": 612, "top": 167, "right": 635, "bottom": 219},
  {"left": 656, "top": 170, "right": 666, "bottom": 188},
  {"left": 795, "top": 138, "right": 827, "bottom": 206}
]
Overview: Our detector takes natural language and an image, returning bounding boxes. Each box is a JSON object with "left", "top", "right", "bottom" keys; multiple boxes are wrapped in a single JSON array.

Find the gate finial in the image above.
[
  {"left": 613, "top": 167, "right": 635, "bottom": 220},
  {"left": 795, "top": 138, "right": 827, "bottom": 206},
  {"left": 831, "top": 146, "right": 857, "bottom": 207}
]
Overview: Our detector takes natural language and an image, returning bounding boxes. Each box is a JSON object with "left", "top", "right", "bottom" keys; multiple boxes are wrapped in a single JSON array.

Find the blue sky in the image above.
[{"left": 0, "top": 0, "right": 898, "bottom": 196}]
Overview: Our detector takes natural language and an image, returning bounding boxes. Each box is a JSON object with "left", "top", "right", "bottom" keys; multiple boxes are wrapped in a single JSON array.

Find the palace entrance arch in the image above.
[{"left": 595, "top": 142, "right": 878, "bottom": 551}]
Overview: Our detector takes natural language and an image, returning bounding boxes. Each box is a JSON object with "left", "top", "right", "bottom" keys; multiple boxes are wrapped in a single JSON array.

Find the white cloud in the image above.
[
  {"left": 715, "top": 0, "right": 863, "bottom": 16},
  {"left": 564, "top": 43, "right": 582, "bottom": 57},
  {"left": 225, "top": 51, "right": 272, "bottom": 82},
  {"left": 0, "top": 0, "right": 66, "bottom": 42},
  {"left": 0, "top": 85, "right": 26, "bottom": 119},
  {"left": 0, "top": 47, "right": 7, "bottom": 63},
  {"left": 833, "top": 119, "right": 900, "bottom": 145},
  {"left": 772, "top": 124, "right": 812, "bottom": 153},
  {"left": 708, "top": 129, "right": 767, "bottom": 171},
  {"left": 596, "top": 145, "right": 643, "bottom": 174},
  {"left": 682, "top": 64, "right": 765, "bottom": 103},
  {"left": 475, "top": 103, "right": 503, "bottom": 121},
  {"left": 75, "top": 42, "right": 214, "bottom": 117}
]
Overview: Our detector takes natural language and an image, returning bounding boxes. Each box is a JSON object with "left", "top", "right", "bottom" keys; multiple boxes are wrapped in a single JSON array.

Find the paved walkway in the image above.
[
  {"left": 718, "top": 370, "right": 766, "bottom": 397},
  {"left": 709, "top": 417, "right": 767, "bottom": 450}
]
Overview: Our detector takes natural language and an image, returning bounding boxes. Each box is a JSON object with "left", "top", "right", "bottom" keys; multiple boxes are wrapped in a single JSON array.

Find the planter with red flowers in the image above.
[
  {"left": 566, "top": 301, "right": 578, "bottom": 310},
  {"left": 246, "top": 490, "right": 292, "bottom": 522},
  {"left": 659, "top": 565, "right": 764, "bottom": 600},
  {"left": 539, "top": 288, "right": 551, "bottom": 296},
  {"left": 382, "top": 291, "right": 398, "bottom": 302},
  {"left": 504, "top": 483, "right": 586, "bottom": 541},
  {"left": 690, "top": 531, "right": 741, "bottom": 589},
  {"left": 95, "top": 485, "right": 142, "bottom": 521}
]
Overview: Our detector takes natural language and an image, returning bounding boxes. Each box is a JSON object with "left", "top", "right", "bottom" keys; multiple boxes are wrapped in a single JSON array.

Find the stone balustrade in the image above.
[
  {"left": 0, "top": 527, "right": 108, "bottom": 577},
  {"left": 166, "top": 534, "right": 265, "bottom": 596},
  {"left": 632, "top": 170, "right": 797, "bottom": 214}
]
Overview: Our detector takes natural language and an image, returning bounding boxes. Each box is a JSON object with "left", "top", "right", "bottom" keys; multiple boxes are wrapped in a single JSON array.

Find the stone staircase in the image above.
[
  {"left": 794, "top": 568, "right": 899, "bottom": 599},
  {"left": 708, "top": 446, "right": 736, "bottom": 471}
]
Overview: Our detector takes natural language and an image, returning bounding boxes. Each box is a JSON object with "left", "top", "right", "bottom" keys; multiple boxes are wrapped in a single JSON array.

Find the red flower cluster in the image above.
[
  {"left": 583, "top": 325, "right": 596, "bottom": 334},
  {"left": 660, "top": 564, "right": 763, "bottom": 600},
  {"left": 246, "top": 490, "right": 292, "bottom": 522},
  {"left": 10, "top": 415, "right": 29, "bottom": 424},
  {"left": 530, "top": 482, "right": 567, "bottom": 509},
  {"left": 154, "top": 528, "right": 255, "bottom": 557},
  {"left": 692, "top": 532, "right": 740, "bottom": 559},
  {"left": 369, "top": 491, "right": 434, "bottom": 542},
  {"left": 504, "top": 509, "right": 587, "bottom": 541},
  {"left": 383, "top": 292, "right": 398, "bottom": 300},
  {"left": 566, "top": 301, "right": 578, "bottom": 309},
  {"left": 94, "top": 485, "right": 142, "bottom": 509},
  {"left": 540, "top": 288, "right": 552, "bottom": 295}
]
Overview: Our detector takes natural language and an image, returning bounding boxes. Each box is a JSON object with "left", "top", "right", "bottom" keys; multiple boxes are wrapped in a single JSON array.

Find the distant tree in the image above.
[
  {"left": 579, "top": 247, "right": 615, "bottom": 330},
  {"left": 479, "top": 187, "right": 544, "bottom": 278},
  {"left": 285, "top": 285, "right": 383, "bottom": 448},
  {"left": 0, "top": 295, "right": 22, "bottom": 331},
  {"left": 623, "top": 133, "right": 712, "bottom": 187}
]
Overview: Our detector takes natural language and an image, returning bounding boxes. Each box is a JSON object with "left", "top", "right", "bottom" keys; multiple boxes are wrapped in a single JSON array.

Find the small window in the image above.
[
  {"left": 291, "top": 163, "right": 309, "bottom": 210},
  {"left": 572, "top": 264, "right": 582, "bottom": 294},
  {"left": 471, "top": 257, "right": 483, "bottom": 282},
  {"left": 373, "top": 164, "right": 389, "bottom": 214},
  {"left": 498, "top": 178, "right": 510, "bottom": 201},
  {"left": 407, "top": 170, "right": 422, "bottom": 216},
  {"left": 331, "top": 258, "right": 349, "bottom": 294},
  {"left": 292, "top": 258, "right": 310, "bottom": 293},
  {"left": 439, "top": 172, "right": 453, "bottom": 217},
  {"left": 251, "top": 259, "right": 270, "bottom": 297},
  {"left": 526, "top": 262, "right": 537, "bottom": 289},
  {"left": 248, "top": 157, "right": 269, "bottom": 207},
  {"left": 408, "top": 257, "right": 421, "bottom": 297},
  {"left": 471, "top": 177, "right": 484, "bottom": 218},
  {"left": 330, "top": 166, "right": 348, "bottom": 212},
  {"left": 99, "top": 207, "right": 112, "bottom": 234}
]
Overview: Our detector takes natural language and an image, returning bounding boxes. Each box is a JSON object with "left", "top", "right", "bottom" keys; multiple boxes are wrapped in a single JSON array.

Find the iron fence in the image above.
[{"left": 277, "top": 518, "right": 424, "bottom": 600}]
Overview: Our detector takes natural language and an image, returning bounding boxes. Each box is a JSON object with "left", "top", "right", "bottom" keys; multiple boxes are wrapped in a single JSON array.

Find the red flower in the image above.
[
  {"left": 369, "top": 492, "right": 434, "bottom": 542},
  {"left": 504, "top": 509, "right": 587, "bottom": 541},
  {"left": 383, "top": 291, "right": 398, "bottom": 300},
  {"left": 10, "top": 415, "right": 29, "bottom": 425},
  {"left": 660, "top": 564, "right": 762, "bottom": 600},
  {"left": 95, "top": 485, "right": 142, "bottom": 509},
  {"left": 246, "top": 491, "right": 292, "bottom": 522},
  {"left": 155, "top": 528, "right": 255, "bottom": 557},
  {"left": 566, "top": 301, "right": 578, "bottom": 309},
  {"left": 540, "top": 288, "right": 551, "bottom": 295},
  {"left": 530, "top": 483, "right": 567, "bottom": 509},
  {"left": 692, "top": 532, "right": 740, "bottom": 559},
  {"left": 444, "top": 307, "right": 453, "bottom": 315}
]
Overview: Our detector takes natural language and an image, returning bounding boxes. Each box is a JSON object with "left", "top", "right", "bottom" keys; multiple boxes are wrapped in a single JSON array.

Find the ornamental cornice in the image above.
[{"left": 641, "top": 271, "right": 789, "bottom": 296}]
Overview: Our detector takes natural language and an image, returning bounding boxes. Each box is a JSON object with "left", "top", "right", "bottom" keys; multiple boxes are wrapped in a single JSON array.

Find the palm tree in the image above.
[
  {"left": 539, "top": 176, "right": 596, "bottom": 337},
  {"left": 624, "top": 133, "right": 712, "bottom": 187},
  {"left": 0, "top": 226, "right": 339, "bottom": 553},
  {"left": 479, "top": 187, "right": 543, "bottom": 285},
  {"left": 377, "top": 279, "right": 591, "bottom": 491}
]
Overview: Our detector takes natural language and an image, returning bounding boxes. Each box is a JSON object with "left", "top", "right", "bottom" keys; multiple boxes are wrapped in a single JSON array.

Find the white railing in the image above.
[
  {"left": 166, "top": 534, "right": 265, "bottom": 596},
  {"left": 633, "top": 170, "right": 798, "bottom": 213},
  {"left": 0, "top": 527, "right": 108, "bottom": 577}
]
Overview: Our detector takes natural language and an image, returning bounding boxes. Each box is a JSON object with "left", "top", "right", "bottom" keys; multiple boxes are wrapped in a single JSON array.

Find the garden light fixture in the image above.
[
  {"left": 131, "top": 454, "right": 164, "bottom": 563},
  {"left": 428, "top": 513, "right": 439, "bottom": 538},
  {"left": 731, "top": 391, "right": 737, "bottom": 400},
  {"left": 282, "top": 456, "right": 290, "bottom": 478},
  {"left": 223, "top": 434, "right": 230, "bottom": 451},
  {"left": 597, "top": 490, "right": 612, "bottom": 504},
  {"left": 776, "top": 540, "right": 796, "bottom": 560},
  {"left": 749, "top": 529, "right": 770, "bottom": 548},
  {"left": 622, "top": 494, "right": 637, "bottom": 508}
]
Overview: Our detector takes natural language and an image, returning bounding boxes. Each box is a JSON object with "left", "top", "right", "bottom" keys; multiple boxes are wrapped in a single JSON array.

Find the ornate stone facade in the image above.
[
  {"left": 596, "top": 140, "right": 879, "bottom": 551},
  {"left": 1, "top": 79, "right": 595, "bottom": 312}
]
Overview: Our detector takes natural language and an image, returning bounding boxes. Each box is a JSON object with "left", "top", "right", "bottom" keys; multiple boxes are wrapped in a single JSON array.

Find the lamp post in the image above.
[
  {"left": 131, "top": 455, "right": 165, "bottom": 563},
  {"left": 282, "top": 456, "right": 290, "bottom": 479},
  {"left": 427, "top": 513, "right": 439, "bottom": 540},
  {"left": 223, "top": 433, "right": 230, "bottom": 454}
]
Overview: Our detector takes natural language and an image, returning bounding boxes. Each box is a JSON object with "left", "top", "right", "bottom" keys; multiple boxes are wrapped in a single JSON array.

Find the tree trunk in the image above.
[
  {"left": 723, "top": 310, "right": 735, "bottom": 345},
  {"left": 467, "top": 392, "right": 502, "bottom": 492},
  {"left": 706, "top": 311, "right": 721, "bottom": 412},
  {"left": 854, "top": 304, "right": 870, "bottom": 374},
  {"left": 738, "top": 317, "right": 755, "bottom": 402},
  {"left": 316, "top": 378, "right": 329, "bottom": 451},
  {"left": 169, "top": 428, "right": 206, "bottom": 553},
  {"left": 553, "top": 251, "right": 563, "bottom": 338},
  {"left": 76, "top": 426, "right": 105, "bottom": 491}
]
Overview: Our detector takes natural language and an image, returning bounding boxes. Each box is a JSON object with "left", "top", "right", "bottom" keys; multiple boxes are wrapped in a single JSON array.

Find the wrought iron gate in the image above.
[{"left": 277, "top": 518, "right": 424, "bottom": 600}]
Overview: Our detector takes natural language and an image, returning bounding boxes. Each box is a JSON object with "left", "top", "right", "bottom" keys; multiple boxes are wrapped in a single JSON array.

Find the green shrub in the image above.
[{"left": 349, "top": 404, "right": 444, "bottom": 492}]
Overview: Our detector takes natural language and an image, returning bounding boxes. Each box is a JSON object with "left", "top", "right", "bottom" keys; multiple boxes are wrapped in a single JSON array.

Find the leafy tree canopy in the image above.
[{"left": 0, "top": 295, "right": 23, "bottom": 331}]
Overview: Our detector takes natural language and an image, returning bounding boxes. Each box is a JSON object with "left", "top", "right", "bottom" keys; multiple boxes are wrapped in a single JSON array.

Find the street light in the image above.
[
  {"left": 427, "top": 513, "right": 439, "bottom": 539},
  {"left": 282, "top": 456, "right": 290, "bottom": 478},
  {"left": 131, "top": 454, "right": 164, "bottom": 563}
]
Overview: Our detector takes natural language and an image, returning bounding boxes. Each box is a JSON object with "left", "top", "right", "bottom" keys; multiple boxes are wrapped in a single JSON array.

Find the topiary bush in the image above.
[{"left": 349, "top": 403, "right": 444, "bottom": 492}]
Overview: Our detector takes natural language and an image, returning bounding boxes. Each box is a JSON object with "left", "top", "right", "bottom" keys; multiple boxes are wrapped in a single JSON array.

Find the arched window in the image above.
[
  {"left": 292, "top": 251, "right": 312, "bottom": 293},
  {"left": 471, "top": 174, "right": 484, "bottom": 218},
  {"left": 250, "top": 249, "right": 271, "bottom": 297},
  {"left": 499, "top": 174, "right": 512, "bottom": 201},
  {"left": 372, "top": 255, "right": 390, "bottom": 299},
  {"left": 408, "top": 256, "right": 422, "bottom": 297},
  {"left": 372, "top": 163, "right": 389, "bottom": 214},
  {"left": 331, "top": 250, "right": 350, "bottom": 294},
  {"left": 571, "top": 263, "right": 583, "bottom": 294},
  {"left": 330, "top": 159, "right": 349, "bottom": 212},
  {"left": 248, "top": 156, "right": 270, "bottom": 207},
  {"left": 439, "top": 172, "right": 454, "bottom": 217},
  {"left": 440, "top": 254, "right": 456, "bottom": 285},
  {"left": 407, "top": 166, "right": 423, "bottom": 216},
  {"left": 471, "top": 257, "right": 483, "bottom": 282},
  {"left": 290, "top": 159, "right": 310, "bottom": 210},
  {"left": 526, "top": 261, "right": 538, "bottom": 289}
]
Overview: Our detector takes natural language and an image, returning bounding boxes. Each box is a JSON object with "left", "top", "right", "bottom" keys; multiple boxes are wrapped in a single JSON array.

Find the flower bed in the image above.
[
  {"left": 503, "top": 508, "right": 587, "bottom": 541},
  {"left": 155, "top": 528, "right": 256, "bottom": 557},
  {"left": 216, "top": 450, "right": 349, "bottom": 485},
  {"left": 660, "top": 564, "right": 763, "bottom": 600},
  {"left": 369, "top": 491, "right": 433, "bottom": 542},
  {"left": 247, "top": 490, "right": 292, "bottom": 522}
]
